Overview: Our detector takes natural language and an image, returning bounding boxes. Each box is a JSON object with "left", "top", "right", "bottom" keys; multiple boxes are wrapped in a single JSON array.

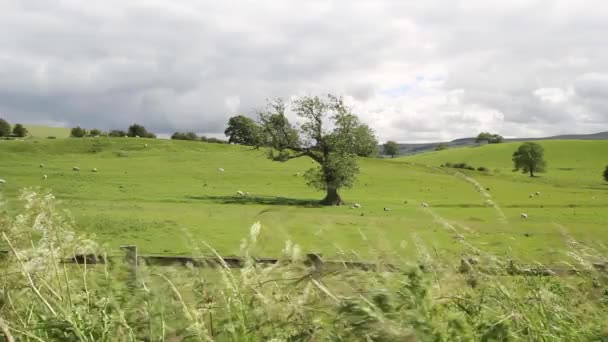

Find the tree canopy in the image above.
[
  {"left": 476, "top": 132, "right": 504, "bottom": 144},
  {"left": 128, "top": 124, "right": 156, "bottom": 138},
  {"left": 258, "top": 95, "right": 377, "bottom": 205},
  {"left": 512, "top": 142, "right": 546, "bottom": 177},
  {"left": 0, "top": 118, "right": 11, "bottom": 137},
  {"left": 70, "top": 126, "right": 87, "bottom": 138},
  {"left": 224, "top": 115, "right": 264, "bottom": 146},
  {"left": 383, "top": 141, "right": 399, "bottom": 158},
  {"left": 12, "top": 124, "right": 28, "bottom": 137}
]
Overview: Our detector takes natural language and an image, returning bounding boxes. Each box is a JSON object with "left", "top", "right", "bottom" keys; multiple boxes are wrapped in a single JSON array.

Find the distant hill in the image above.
[{"left": 384, "top": 131, "right": 608, "bottom": 156}]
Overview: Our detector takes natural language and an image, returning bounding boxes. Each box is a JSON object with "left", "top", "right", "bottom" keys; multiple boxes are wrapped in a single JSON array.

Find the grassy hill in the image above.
[{"left": 1, "top": 137, "right": 607, "bottom": 262}]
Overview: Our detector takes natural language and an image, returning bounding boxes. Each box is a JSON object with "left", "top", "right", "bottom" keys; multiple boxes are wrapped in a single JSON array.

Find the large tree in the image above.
[
  {"left": 0, "top": 118, "right": 11, "bottom": 137},
  {"left": 224, "top": 115, "right": 264, "bottom": 146},
  {"left": 512, "top": 142, "right": 547, "bottom": 177},
  {"left": 12, "top": 123, "right": 28, "bottom": 137},
  {"left": 604, "top": 165, "right": 608, "bottom": 183},
  {"left": 259, "top": 95, "right": 377, "bottom": 205},
  {"left": 383, "top": 140, "right": 399, "bottom": 158}
]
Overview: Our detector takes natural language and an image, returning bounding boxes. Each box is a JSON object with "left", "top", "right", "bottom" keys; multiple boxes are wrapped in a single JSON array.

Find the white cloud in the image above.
[{"left": 0, "top": 0, "right": 607, "bottom": 142}]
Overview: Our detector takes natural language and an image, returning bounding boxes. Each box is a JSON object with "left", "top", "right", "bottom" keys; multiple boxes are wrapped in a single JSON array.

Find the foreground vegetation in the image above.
[{"left": 1, "top": 189, "right": 607, "bottom": 341}]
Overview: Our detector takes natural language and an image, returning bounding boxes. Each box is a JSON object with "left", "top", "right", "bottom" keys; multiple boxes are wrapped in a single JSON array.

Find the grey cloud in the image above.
[{"left": 0, "top": 0, "right": 607, "bottom": 141}]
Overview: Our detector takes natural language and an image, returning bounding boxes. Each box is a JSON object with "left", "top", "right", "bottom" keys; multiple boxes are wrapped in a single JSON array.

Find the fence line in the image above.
[{"left": 1, "top": 247, "right": 607, "bottom": 277}]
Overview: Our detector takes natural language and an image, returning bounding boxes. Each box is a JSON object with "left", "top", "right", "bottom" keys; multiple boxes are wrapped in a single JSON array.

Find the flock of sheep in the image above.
[{"left": 0, "top": 144, "right": 543, "bottom": 222}]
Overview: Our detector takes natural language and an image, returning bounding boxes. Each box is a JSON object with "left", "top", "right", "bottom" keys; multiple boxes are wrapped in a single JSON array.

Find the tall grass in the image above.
[{"left": 1, "top": 189, "right": 607, "bottom": 341}]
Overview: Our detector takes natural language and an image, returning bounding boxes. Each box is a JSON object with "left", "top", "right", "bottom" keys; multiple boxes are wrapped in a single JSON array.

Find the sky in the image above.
[{"left": 1, "top": 0, "right": 607, "bottom": 143}]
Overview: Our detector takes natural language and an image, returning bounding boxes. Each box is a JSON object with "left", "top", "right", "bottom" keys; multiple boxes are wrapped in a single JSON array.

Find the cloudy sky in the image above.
[{"left": 1, "top": 0, "right": 607, "bottom": 142}]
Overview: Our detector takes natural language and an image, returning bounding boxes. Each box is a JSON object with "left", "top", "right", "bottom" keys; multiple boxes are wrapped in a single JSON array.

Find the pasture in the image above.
[{"left": 1, "top": 137, "right": 607, "bottom": 263}]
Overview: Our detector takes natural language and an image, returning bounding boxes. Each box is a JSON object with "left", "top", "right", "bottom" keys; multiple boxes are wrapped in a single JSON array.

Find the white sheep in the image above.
[
  {"left": 92, "top": 168, "right": 98, "bottom": 172},
  {"left": 353, "top": 203, "right": 361, "bottom": 208},
  {"left": 236, "top": 190, "right": 245, "bottom": 196},
  {"left": 39, "top": 163, "right": 44, "bottom": 168},
  {"left": 535, "top": 191, "right": 541, "bottom": 196},
  {"left": 217, "top": 168, "right": 225, "bottom": 172},
  {"left": 0, "top": 179, "right": 6, "bottom": 184},
  {"left": 144, "top": 143, "right": 148, "bottom": 148},
  {"left": 420, "top": 202, "right": 429, "bottom": 208},
  {"left": 135, "top": 135, "right": 140, "bottom": 138},
  {"left": 73, "top": 167, "right": 80, "bottom": 171},
  {"left": 384, "top": 207, "right": 391, "bottom": 211},
  {"left": 124, "top": 135, "right": 128, "bottom": 138},
  {"left": 294, "top": 172, "right": 301, "bottom": 176},
  {"left": 42, "top": 175, "right": 47, "bottom": 180},
  {"left": 520, "top": 213, "right": 528, "bottom": 219},
  {"left": 245, "top": 192, "right": 251, "bottom": 196},
  {"left": 528, "top": 194, "right": 534, "bottom": 198}
]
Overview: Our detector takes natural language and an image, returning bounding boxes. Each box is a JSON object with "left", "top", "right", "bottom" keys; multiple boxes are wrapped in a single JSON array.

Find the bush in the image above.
[
  {"left": 477, "top": 166, "right": 489, "bottom": 172},
  {"left": 47, "top": 136, "right": 57, "bottom": 139},
  {"left": 70, "top": 126, "right": 87, "bottom": 138},
  {"left": 108, "top": 130, "right": 127, "bottom": 137},
  {"left": 171, "top": 132, "right": 199, "bottom": 141},
  {"left": 435, "top": 143, "right": 448, "bottom": 151},
  {"left": 0, "top": 118, "right": 10, "bottom": 137},
  {"left": 88, "top": 129, "right": 102, "bottom": 136},
  {"left": 12, "top": 123, "right": 28, "bottom": 137},
  {"left": 445, "top": 162, "right": 476, "bottom": 171},
  {"left": 604, "top": 165, "right": 608, "bottom": 183},
  {"left": 201, "top": 136, "right": 227, "bottom": 144}
]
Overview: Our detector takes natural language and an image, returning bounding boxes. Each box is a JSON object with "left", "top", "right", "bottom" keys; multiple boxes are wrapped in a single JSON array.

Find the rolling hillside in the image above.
[{"left": 1, "top": 136, "right": 607, "bottom": 262}]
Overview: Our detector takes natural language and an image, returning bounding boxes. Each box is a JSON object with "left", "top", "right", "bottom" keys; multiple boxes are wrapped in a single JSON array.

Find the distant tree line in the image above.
[
  {"left": 0, "top": 118, "right": 29, "bottom": 138},
  {"left": 171, "top": 131, "right": 226, "bottom": 144},
  {"left": 70, "top": 124, "right": 157, "bottom": 138}
]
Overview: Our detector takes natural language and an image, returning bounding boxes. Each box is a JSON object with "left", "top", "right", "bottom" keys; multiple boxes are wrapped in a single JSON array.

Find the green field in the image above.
[
  {"left": 1, "top": 137, "right": 607, "bottom": 262},
  {"left": 24, "top": 125, "right": 71, "bottom": 138}
]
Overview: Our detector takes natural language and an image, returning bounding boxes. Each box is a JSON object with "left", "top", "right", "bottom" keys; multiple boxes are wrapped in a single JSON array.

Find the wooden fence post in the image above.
[{"left": 120, "top": 245, "right": 138, "bottom": 284}]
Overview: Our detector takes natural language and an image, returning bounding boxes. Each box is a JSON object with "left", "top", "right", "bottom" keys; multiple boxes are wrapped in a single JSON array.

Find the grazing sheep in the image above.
[
  {"left": 73, "top": 167, "right": 80, "bottom": 171},
  {"left": 528, "top": 194, "right": 534, "bottom": 198},
  {"left": 353, "top": 203, "right": 361, "bottom": 208},
  {"left": 0, "top": 179, "right": 6, "bottom": 184},
  {"left": 42, "top": 175, "right": 47, "bottom": 180},
  {"left": 294, "top": 172, "right": 301, "bottom": 176},
  {"left": 420, "top": 202, "right": 429, "bottom": 208},
  {"left": 39, "top": 163, "right": 44, "bottom": 168},
  {"left": 383, "top": 207, "right": 391, "bottom": 212},
  {"left": 144, "top": 143, "right": 148, "bottom": 148},
  {"left": 520, "top": 213, "right": 528, "bottom": 219},
  {"left": 217, "top": 168, "right": 225, "bottom": 172},
  {"left": 92, "top": 168, "right": 98, "bottom": 172},
  {"left": 245, "top": 192, "right": 250, "bottom": 196},
  {"left": 236, "top": 190, "right": 245, "bottom": 196},
  {"left": 135, "top": 135, "right": 140, "bottom": 138},
  {"left": 535, "top": 191, "right": 540, "bottom": 196},
  {"left": 124, "top": 135, "right": 128, "bottom": 138}
]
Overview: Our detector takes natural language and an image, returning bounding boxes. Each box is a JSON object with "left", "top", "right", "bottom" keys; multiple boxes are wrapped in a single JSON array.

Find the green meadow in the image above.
[{"left": 1, "top": 137, "right": 607, "bottom": 262}]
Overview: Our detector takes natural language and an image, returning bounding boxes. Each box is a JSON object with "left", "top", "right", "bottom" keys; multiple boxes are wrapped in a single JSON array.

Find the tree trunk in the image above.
[
  {"left": 321, "top": 188, "right": 343, "bottom": 206},
  {"left": 529, "top": 168, "right": 534, "bottom": 177}
]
